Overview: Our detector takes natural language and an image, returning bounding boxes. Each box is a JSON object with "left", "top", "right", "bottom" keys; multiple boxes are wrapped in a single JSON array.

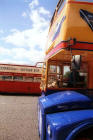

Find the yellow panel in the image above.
[{"left": 46, "top": 0, "right": 93, "bottom": 55}]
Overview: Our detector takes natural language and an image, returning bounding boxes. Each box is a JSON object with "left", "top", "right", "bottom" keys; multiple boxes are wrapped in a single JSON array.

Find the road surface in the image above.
[{"left": 0, "top": 95, "right": 39, "bottom": 140}]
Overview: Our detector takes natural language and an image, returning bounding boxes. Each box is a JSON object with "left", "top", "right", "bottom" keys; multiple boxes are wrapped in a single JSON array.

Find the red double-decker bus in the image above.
[{"left": 0, "top": 63, "right": 42, "bottom": 95}]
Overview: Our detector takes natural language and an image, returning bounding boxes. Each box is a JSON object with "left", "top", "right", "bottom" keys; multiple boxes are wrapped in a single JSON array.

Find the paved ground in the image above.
[{"left": 0, "top": 94, "right": 40, "bottom": 140}]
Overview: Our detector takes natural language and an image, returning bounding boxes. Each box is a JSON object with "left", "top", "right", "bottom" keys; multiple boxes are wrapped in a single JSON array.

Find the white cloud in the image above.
[
  {"left": 0, "top": 46, "right": 10, "bottom": 55},
  {"left": 22, "top": 12, "right": 27, "bottom": 18},
  {"left": 0, "top": 45, "right": 45, "bottom": 65},
  {"left": 4, "top": 30, "right": 27, "bottom": 47},
  {"left": 2, "top": 0, "right": 51, "bottom": 65},
  {"left": 29, "top": 0, "right": 39, "bottom": 9},
  {"left": 29, "top": 9, "right": 50, "bottom": 29},
  {"left": 10, "top": 29, "right": 19, "bottom": 33},
  {"left": 39, "top": 7, "right": 51, "bottom": 16},
  {"left": 4, "top": 27, "right": 48, "bottom": 50},
  {"left": 0, "top": 59, "right": 29, "bottom": 65},
  {"left": 29, "top": 1, "right": 51, "bottom": 29}
]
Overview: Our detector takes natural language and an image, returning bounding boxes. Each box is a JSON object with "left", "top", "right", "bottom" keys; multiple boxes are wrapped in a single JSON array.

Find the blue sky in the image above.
[{"left": 0, "top": 0, "right": 58, "bottom": 65}]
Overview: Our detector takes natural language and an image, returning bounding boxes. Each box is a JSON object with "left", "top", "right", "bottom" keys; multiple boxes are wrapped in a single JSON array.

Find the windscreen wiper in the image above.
[{"left": 80, "top": 9, "right": 93, "bottom": 31}]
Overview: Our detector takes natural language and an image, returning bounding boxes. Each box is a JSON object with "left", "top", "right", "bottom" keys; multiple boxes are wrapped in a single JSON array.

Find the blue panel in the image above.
[
  {"left": 38, "top": 91, "right": 93, "bottom": 140},
  {"left": 39, "top": 91, "right": 93, "bottom": 113},
  {"left": 46, "top": 110, "right": 93, "bottom": 140}
]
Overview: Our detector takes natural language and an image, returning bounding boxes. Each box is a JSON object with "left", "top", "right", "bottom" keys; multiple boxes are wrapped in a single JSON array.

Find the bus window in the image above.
[
  {"left": 62, "top": 63, "right": 88, "bottom": 88},
  {"left": 25, "top": 77, "right": 34, "bottom": 82},
  {"left": 57, "top": 0, "right": 66, "bottom": 15},
  {"left": 0, "top": 76, "right": 2, "bottom": 80},
  {"left": 2, "top": 75, "right": 13, "bottom": 81},
  {"left": 50, "top": 11, "right": 56, "bottom": 27},
  {"left": 47, "top": 75, "right": 57, "bottom": 88},
  {"left": 47, "top": 64, "right": 57, "bottom": 88},
  {"left": 50, "top": 5, "right": 59, "bottom": 28},
  {"left": 63, "top": 65, "right": 71, "bottom": 87},
  {"left": 49, "top": 65, "right": 56, "bottom": 74},
  {"left": 13, "top": 76, "right": 23, "bottom": 81},
  {"left": 47, "top": 62, "right": 88, "bottom": 88},
  {"left": 50, "top": 0, "right": 66, "bottom": 28},
  {"left": 47, "top": 63, "right": 62, "bottom": 88},
  {"left": 34, "top": 77, "right": 41, "bottom": 83},
  {"left": 79, "top": 63, "right": 88, "bottom": 87}
]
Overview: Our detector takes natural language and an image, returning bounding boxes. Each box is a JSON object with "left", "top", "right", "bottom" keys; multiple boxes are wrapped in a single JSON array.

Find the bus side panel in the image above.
[
  {"left": 0, "top": 81, "right": 41, "bottom": 94},
  {"left": 64, "top": 1, "right": 93, "bottom": 42},
  {"left": 46, "top": 1, "right": 93, "bottom": 55}
]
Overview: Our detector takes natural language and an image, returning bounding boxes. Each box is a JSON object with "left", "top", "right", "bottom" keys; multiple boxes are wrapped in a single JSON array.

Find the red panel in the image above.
[{"left": 0, "top": 81, "right": 41, "bottom": 95}]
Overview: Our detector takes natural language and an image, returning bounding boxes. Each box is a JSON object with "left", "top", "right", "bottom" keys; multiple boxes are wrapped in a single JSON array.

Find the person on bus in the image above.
[{"left": 68, "top": 70, "right": 81, "bottom": 87}]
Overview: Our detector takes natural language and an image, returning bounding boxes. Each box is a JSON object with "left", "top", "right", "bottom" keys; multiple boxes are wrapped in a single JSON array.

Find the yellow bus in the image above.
[{"left": 40, "top": 0, "right": 93, "bottom": 94}]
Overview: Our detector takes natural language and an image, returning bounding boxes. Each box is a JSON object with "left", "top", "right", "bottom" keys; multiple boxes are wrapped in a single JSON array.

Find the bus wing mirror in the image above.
[{"left": 71, "top": 55, "right": 82, "bottom": 70}]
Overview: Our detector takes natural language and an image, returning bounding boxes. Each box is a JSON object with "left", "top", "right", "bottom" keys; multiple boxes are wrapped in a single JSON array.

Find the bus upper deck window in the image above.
[
  {"left": 57, "top": 0, "right": 66, "bottom": 15},
  {"left": 50, "top": 10, "right": 57, "bottom": 27}
]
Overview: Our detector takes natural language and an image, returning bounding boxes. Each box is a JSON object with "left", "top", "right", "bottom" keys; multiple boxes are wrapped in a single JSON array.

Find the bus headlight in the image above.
[{"left": 47, "top": 124, "right": 52, "bottom": 137}]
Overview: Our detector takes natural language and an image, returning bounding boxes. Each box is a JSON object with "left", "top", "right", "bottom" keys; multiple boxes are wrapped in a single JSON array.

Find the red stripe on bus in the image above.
[
  {"left": 46, "top": 42, "right": 68, "bottom": 59},
  {"left": 68, "top": 1, "right": 93, "bottom": 5},
  {"left": 0, "top": 72, "right": 41, "bottom": 77},
  {"left": 46, "top": 41, "right": 93, "bottom": 59},
  {"left": 72, "top": 42, "right": 93, "bottom": 50}
]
